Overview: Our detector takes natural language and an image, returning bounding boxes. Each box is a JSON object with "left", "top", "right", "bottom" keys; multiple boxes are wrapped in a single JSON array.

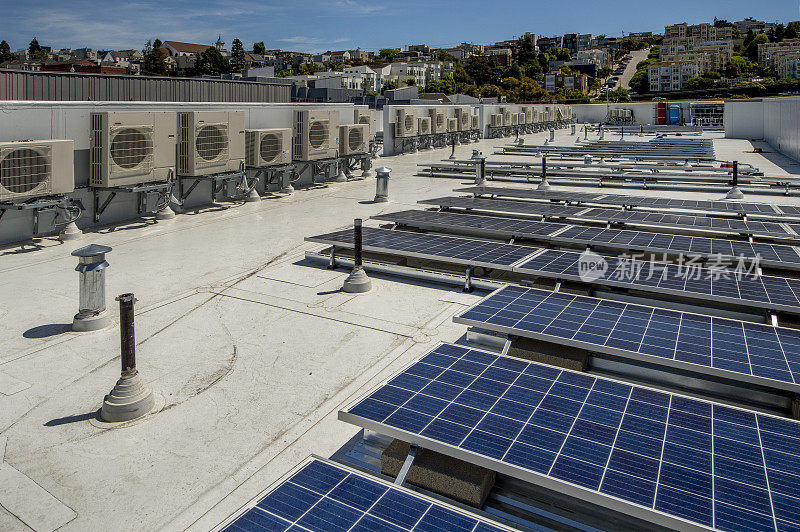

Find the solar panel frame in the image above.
[
  {"left": 456, "top": 187, "right": 792, "bottom": 220},
  {"left": 453, "top": 285, "right": 800, "bottom": 395},
  {"left": 420, "top": 197, "right": 795, "bottom": 239},
  {"left": 215, "top": 456, "right": 516, "bottom": 532},
  {"left": 341, "top": 343, "right": 800, "bottom": 532},
  {"left": 515, "top": 249, "right": 800, "bottom": 315},
  {"left": 305, "top": 227, "right": 538, "bottom": 270},
  {"left": 372, "top": 209, "right": 800, "bottom": 271}
]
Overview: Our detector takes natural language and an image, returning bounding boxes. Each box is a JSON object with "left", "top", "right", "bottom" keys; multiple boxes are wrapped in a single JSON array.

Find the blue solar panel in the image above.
[
  {"left": 516, "top": 249, "right": 800, "bottom": 314},
  {"left": 341, "top": 343, "right": 800, "bottom": 532},
  {"left": 220, "top": 458, "right": 512, "bottom": 532},
  {"left": 453, "top": 285, "right": 800, "bottom": 393},
  {"left": 305, "top": 227, "right": 536, "bottom": 269}
]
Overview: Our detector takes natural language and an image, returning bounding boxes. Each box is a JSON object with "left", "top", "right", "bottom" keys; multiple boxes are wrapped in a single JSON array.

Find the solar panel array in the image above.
[
  {"left": 517, "top": 249, "right": 800, "bottom": 313},
  {"left": 457, "top": 187, "right": 791, "bottom": 218},
  {"left": 221, "top": 458, "right": 511, "bottom": 532},
  {"left": 343, "top": 343, "right": 800, "bottom": 532},
  {"left": 372, "top": 209, "right": 800, "bottom": 269},
  {"left": 454, "top": 285, "right": 800, "bottom": 392},
  {"left": 419, "top": 197, "right": 794, "bottom": 238},
  {"left": 305, "top": 227, "right": 536, "bottom": 268}
]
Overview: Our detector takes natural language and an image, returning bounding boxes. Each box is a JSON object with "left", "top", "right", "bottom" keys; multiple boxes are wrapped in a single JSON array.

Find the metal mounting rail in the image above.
[
  {"left": 92, "top": 180, "right": 175, "bottom": 223},
  {"left": 0, "top": 195, "right": 84, "bottom": 235},
  {"left": 177, "top": 170, "right": 248, "bottom": 203}
]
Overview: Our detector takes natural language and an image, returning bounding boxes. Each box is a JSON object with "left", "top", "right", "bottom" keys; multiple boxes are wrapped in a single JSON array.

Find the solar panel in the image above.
[
  {"left": 305, "top": 227, "right": 537, "bottom": 269},
  {"left": 456, "top": 187, "right": 788, "bottom": 219},
  {"left": 341, "top": 343, "right": 800, "bottom": 532},
  {"left": 420, "top": 197, "right": 794, "bottom": 238},
  {"left": 372, "top": 209, "right": 800, "bottom": 270},
  {"left": 515, "top": 249, "right": 800, "bottom": 315},
  {"left": 218, "top": 457, "right": 513, "bottom": 532},
  {"left": 454, "top": 285, "right": 800, "bottom": 394}
]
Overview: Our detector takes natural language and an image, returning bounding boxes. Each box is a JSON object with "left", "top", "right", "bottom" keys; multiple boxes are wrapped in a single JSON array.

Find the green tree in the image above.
[
  {"left": 380, "top": 79, "right": 398, "bottom": 93},
  {"left": 465, "top": 55, "right": 501, "bottom": 86},
  {"left": 193, "top": 46, "right": 231, "bottom": 76},
  {"left": 28, "top": 37, "right": 47, "bottom": 61},
  {"left": 744, "top": 33, "right": 768, "bottom": 62},
  {"left": 786, "top": 23, "right": 799, "bottom": 40},
  {"left": 629, "top": 69, "right": 650, "bottom": 93},
  {"left": 553, "top": 48, "right": 571, "bottom": 62},
  {"left": 508, "top": 62, "right": 523, "bottom": 81},
  {"left": 515, "top": 34, "right": 538, "bottom": 67},
  {"left": 424, "top": 76, "right": 456, "bottom": 95},
  {"left": 378, "top": 48, "right": 399, "bottom": 62},
  {"left": 299, "top": 62, "right": 322, "bottom": 75},
  {"left": 143, "top": 38, "right": 168, "bottom": 75},
  {"left": 453, "top": 62, "right": 469, "bottom": 83},
  {"left": 0, "top": 40, "right": 16, "bottom": 62},
  {"left": 437, "top": 50, "right": 457, "bottom": 63},
  {"left": 252, "top": 41, "right": 266, "bottom": 55},
  {"left": 230, "top": 38, "right": 246, "bottom": 72}
]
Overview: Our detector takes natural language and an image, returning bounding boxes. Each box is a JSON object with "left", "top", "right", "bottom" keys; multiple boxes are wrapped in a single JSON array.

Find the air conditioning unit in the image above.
[
  {"left": 511, "top": 113, "right": 519, "bottom": 126},
  {"left": 339, "top": 124, "right": 368, "bottom": 156},
  {"left": 177, "top": 111, "right": 245, "bottom": 177},
  {"left": 394, "top": 108, "right": 417, "bottom": 138},
  {"left": 293, "top": 109, "right": 339, "bottom": 161},
  {"left": 90, "top": 111, "right": 175, "bottom": 187},
  {"left": 0, "top": 140, "right": 74, "bottom": 201},
  {"left": 522, "top": 107, "right": 533, "bottom": 124},
  {"left": 490, "top": 114, "right": 503, "bottom": 128},
  {"left": 417, "top": 117, "right": 431, "bottom": 136},
  {"left": 500, "top": 107, "right": 512, "bottom": 126},
  {"left": 429, "top": 108, "right": 447, "bottom": 134},
  {"left": 354, "top": 108, "right": 376, "bottom": 139},
  {"left": 471, "top": 115, "right": 480, "bottom": 130},
  {"left": 245, "top": 128, "right": 291, "bottom": 168},
  {"left": 458, "top": 108, "right": 472, "bottom": 132},
  {"left": 545, "top": 107, "right": 553, "bottom": 121},
  {"left": 447, "top": 117, "right": 458, "bottom": 132}
]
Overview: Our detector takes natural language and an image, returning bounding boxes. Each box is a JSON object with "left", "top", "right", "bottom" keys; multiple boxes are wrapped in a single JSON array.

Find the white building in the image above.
[
  {"left": 389, "top": 63, "right": 426, "bottom": 87},
  {"left": 343, "top": 65, "right": 377, "bottom": 92},
  {"left": 649, "top": 61, "right": 698, "bottom": 91}
]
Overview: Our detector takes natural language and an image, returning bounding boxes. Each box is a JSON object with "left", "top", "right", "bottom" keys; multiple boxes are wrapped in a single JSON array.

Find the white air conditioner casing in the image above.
[
  {"left": 354, "top": 109, "right": 376, "bottom": 139},
  {"left": 394, "top": 108, "right": 417, "bottom": 138},
  {"left": 177, "top": 111, "right": 244, "bottom": 177},
  {"left": 446, "top": 117, "right": 458, "bottom": 132},
  {"left": 490, "top": 114, "right": 503, "bottom": 128},
  {"left": 0, "top": 139, "right": 74, "bottom": 201},
  {"left": 429, "top": 108, "right": 447, "bottom": 134},
  {"left": 511, "top": 113, "right": 519, "bottom": 126},
  {"left": 521, "top": 107, "right": 533, "bottom": 124},
  {"left": 293, "top": 109, "right": 339, "bottom": 161},
  {"left": 500, "top": 107, "right": 512, "bottom": 126},
  {"left": 90, "top": 111, "right": 175, "bottom": 187},
  {"left": 471, "top": 115, "right": 480, "bottom": 130},
  {"left": 245, "top": 128, "right": 291, "bottom": 168},
  {"left": 457, "top": 108, "right": 471, "bottom": 132},
  {"left": 417, "top": 117, "right": 431, "bottom": 136},
  {"left": 339, "top": 124, "right": 368, "bottom": 156}
]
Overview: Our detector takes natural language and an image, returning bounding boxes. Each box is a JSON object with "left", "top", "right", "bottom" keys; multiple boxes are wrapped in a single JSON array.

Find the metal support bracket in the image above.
[
  {"left": 395, "top": 444, "right": 419, "bottom": 486},
  {"left": 463, "top": 266, "right": 474, "bottom": 293},
  {"left": 92, "top": 180, "right": 175, "bottom": 223},
  {"left": 177, "top": 170, "right": 246, "bottom": 203},
  {"left": 327, "top": 247, "right": 337, "bottom": 270},
  {"left": 0, "top": 196, "right": 82, "bottom": 236}
]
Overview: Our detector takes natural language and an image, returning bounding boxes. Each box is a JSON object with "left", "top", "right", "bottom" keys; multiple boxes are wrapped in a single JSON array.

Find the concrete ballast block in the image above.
[{"left": 381, "top": 440, "right": 495, "bottom": 508}]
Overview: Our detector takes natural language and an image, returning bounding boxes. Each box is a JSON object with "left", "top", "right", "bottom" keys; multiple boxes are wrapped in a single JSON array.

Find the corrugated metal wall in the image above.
[{"left": 0, "top": 70, "right": 290, "bottom": 103}]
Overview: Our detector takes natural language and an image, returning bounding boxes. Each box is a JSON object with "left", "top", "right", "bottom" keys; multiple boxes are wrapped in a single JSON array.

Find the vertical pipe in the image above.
[
  {"left": 732, "top": 161, "right": 739, "bottom": 187},
  {"left": 354, "top": 219, "right": 363, "bottom": 268},
  {"left": 480, "top": 157, "right": 486, "bottom": 182},
  {"left": 118, "top": 293, "right": 136, "bottom": 373},
  {"left": 542, "top": 155, "right": 547, "bottom": 180}
]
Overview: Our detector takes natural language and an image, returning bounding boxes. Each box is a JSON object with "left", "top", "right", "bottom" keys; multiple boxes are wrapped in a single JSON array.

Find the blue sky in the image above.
[{"left": 1, "top": 0, "right": 799, "bottom": 53}]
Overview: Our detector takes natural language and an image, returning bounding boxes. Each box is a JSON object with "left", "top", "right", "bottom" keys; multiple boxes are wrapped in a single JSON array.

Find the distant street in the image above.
[{"left": 621, "top": 47, "right": 651, "bottom": 91}]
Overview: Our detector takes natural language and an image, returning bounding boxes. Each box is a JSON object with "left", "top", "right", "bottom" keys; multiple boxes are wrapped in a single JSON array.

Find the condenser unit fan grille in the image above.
[
  {"left": 348, "top": 128, "right": 363, "bottom": 152},
  {"left": 404, "top": 115, "right": 414, "bottom": 132},
  {"left": 461, "top": 113, "right": 469, "bottom": 123},
  {"left": 436, "top": 115, "right": 444, "bottom": 128},
  {"left": 0, "top": 147, "right": 50, "bottom": 195},
  {"left": 111, "top": 128, "right": 152, "bottom": 169},
  {"left": 309, "top": 121, "right": 328, "bottom": 150},
  {"left": 358, "top": 116, "right": 370, "bottom": 125},
  {"left": 420, "top": 121, "right": 429, "bottom": 134},
  {"left": 195, "top": 124, "right": 228, "bottom": 162},
  {"left": 260, "top": 133, "right": 282, "bottom": 163}
]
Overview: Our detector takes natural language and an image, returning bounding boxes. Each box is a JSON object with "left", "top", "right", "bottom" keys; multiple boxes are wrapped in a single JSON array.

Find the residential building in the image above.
[
  {"left": 576, "top": 47, "right": 612, "bottom": 69},
  {"left": 408, "top": 44, "right": 438, "bottom": 56},
  {"left": 312, "top": 53, "right": 331, "bottom": 63},
  {"left": 775, "top": 52, "right": 800, "bottom": 78},
  {"left": 537, "top": 36, "right": 564, "bottom": 53},
  {"left": 43, "top": 60, "right": 126, "bottom": 75},
  {"left": 664, "top": 22, "right": 732, "bottom": 43},
  {"left": 789, "top": 58, "right": 800, "bottom": 79},
  {"left": 758, "top": 39, "right": 800, "bottom": 67},
  {"left": 389, "top": 63, "right": 426, "bottom": 87},
  {"left": 349, "top": 48, "right": 371, "bottom": 62},
  {"left": 419, "top": 61, "right": 453, "bottom": 82},
  {"left": 576, "top": 34, "right": 595, "bottom": 51},
  {"left": 487, "top": 47, "right": 513, "bottom": 67},
  {"left": 628, "top": 32, "right": 653, "bottom": 40},
  {"left": 648, "top": 61, "right": 698, "bottom": 91},
  {"left": 733, "top": 18, "right": 777, "bottom": 36},
  {"left": 544, "top": 71, "right": 588, "bottom": 94},
  {"left": 70, "top": 48, "right": 98, "bottom": 63},
  {"left": 343, "top": 65, "right": 377, "bottom": 92},
  {"left": 328, "top": 50, "right": 351, "bottom": 63}
]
